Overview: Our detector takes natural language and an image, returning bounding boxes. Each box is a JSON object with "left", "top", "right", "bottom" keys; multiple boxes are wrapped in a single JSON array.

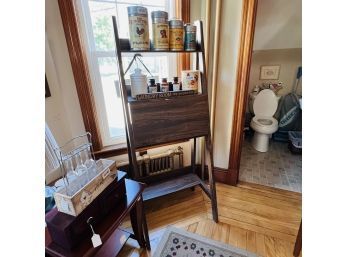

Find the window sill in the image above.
[
  {"left": 93, "top": 139, "right": 191, "bottom": 159},
  {"left": 93, "top": 143, "right": 128, "bottom": 159}
]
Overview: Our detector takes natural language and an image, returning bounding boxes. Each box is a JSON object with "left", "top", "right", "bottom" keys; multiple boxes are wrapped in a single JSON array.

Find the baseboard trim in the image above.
[{"left": 213, "top": 167, "right": 238, "bottom": 186}]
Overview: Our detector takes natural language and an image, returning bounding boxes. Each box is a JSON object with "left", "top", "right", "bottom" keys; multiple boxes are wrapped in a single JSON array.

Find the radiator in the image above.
[{"left": 116, "top": 146, "right": 184, "bottom": 177}]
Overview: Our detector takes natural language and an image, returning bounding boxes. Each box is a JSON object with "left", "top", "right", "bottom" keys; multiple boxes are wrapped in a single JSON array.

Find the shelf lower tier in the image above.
[{"left": 142, "top": 173, "right": 208, "bottom": 201}]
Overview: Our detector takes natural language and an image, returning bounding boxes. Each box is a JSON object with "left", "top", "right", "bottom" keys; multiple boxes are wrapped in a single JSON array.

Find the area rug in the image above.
[{"left": 152, "top": 226, "right": 258, "bottom": 257}]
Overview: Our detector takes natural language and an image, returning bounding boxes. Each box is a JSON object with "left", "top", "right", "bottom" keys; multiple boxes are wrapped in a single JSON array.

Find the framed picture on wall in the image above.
[
  {"left": 45, "top": 75, "right": 51, "bottom": 98},
  {"left": 260, "top": 65, "right": 280, "bottom": 80}
]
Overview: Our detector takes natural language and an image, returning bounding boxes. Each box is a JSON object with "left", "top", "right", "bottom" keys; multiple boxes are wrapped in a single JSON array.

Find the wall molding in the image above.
[{"left": 57, "top": 0, "right": 103, "bottom": 150}]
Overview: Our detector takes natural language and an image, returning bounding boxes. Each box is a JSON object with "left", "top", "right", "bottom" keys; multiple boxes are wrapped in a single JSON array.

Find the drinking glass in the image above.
[
  {"left": 74, "top": 152, "right": 88, "bottom": 186},
  {"left": 82, "top": 146, "right": 97, "bottom": 179}
]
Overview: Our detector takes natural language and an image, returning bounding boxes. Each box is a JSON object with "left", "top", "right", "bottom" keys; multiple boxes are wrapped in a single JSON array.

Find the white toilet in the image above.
[{"left": 250, "top": 89, "right": 279, "bottom": 152}]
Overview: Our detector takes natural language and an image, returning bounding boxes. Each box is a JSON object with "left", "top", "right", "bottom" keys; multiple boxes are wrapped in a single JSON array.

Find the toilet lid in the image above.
[{"left": 253, "top": 89, "right": 278, "bottom": 116}]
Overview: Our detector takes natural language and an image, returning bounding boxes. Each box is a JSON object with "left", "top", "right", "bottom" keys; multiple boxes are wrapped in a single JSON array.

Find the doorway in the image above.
[{"left": 227, "top": 0, "right": 302, "bottom": 192}]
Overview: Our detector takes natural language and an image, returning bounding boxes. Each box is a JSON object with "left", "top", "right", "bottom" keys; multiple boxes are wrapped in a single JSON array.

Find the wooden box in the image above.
[
  {"left": 46, "top": 171, "right": 127, "bottom": 250},
  {"left": 54, "top": 159, "right": 117, "bottom": 216}
]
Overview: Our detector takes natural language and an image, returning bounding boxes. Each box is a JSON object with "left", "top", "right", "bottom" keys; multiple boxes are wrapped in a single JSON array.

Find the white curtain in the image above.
[{"left": 45, "top": 123, "right": 60, "bottom": 173}]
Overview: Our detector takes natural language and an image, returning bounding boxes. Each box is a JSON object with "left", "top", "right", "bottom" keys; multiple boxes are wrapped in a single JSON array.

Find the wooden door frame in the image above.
[{"left": 214, "top": 0, "right": 258, "bottom": 185}]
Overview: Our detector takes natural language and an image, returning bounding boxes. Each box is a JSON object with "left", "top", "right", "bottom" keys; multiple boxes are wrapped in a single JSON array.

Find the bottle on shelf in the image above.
[
  {"left": 173, "top": 77, "right": 180, "bottom": 91},
  {"left": 156, "top": 82, "right": 161, "bottom": 92},
  {"left": 148, "top": 78, "right": 157, "bottom": 93},
  {"left": 161, "top": 78, "right": 169, "bottom": 92},
  {"left": 168, "top": 82, "right": 173, "bottom": 91}
]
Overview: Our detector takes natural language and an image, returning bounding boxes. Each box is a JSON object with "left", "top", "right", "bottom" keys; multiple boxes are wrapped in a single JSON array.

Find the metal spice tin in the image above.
[
  {"left": 151, "top": 11, "right": 169, "bottom": 50},
  {"left": 127, "top": 6, "right": 150, "bottom": 50},
  {"left": 184, "top": 24, "right": 197, "bottom": 51},
  {"left": 169, "top": 19, "right": 184, "bottom": 51}
]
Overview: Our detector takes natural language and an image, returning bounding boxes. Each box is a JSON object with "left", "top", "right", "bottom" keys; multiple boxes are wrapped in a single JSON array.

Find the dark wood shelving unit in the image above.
[{"left": 112, "top": 17, "right": 218, "bottom": 222}]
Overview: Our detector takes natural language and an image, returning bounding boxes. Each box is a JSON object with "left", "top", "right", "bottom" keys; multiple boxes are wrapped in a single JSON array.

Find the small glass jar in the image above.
[
  {"left": 173, "top": 77, "right": 180, "bottom": 91},
  {"left": 161, "top": 78, "right": 169, "bottom": 92},
  {"left": 148, "top": 78, "right": 157, "bottom": 93}
]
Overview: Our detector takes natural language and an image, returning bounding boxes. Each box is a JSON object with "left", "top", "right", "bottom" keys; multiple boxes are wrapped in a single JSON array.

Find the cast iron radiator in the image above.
[{"left": 116, "top": 146, "right": 184, "bottom": 177}]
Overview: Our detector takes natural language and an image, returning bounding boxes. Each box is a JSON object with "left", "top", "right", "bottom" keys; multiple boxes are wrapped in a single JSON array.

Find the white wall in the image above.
[
  {"left": 253, "top": 0, "right": 302, "bottom": 50},
  {"left": 247, "top": 48, "right": 302, "bottom": 105},
  {"left": 45, "top": 0, "right": 86, "bottom": 146},
  {"left": 191, "top": 0, "right": 243, "bottom": 169},
  {"left": 213, "top": 0, "right": 243, "bottom": 168}
]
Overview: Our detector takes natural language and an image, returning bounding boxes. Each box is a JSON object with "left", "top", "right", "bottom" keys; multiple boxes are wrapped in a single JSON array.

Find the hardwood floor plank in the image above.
[
  {"left": 187, "top": 222, "right": 198, "bottom": 233},
  {"left": 265, "top": 236, "right": 277, "bottom": 257},
  {"left": 228, "top": 225, "right": 247, "bottom": 249},
  {"left": 255, "top": 233, "right": 266, "bottom": 257},
  {"left": 237, "top": 181, "right": 302, "bottom": 200},
  {"left": 208, "top": 214, "right": 297, "bottom": 243},
  {"left": 208, "top": 204, "right": 299, "bottom": 235},
  {"left": 246, "top": 230, "right": 257, "bottom": 253},
  {"left": 216, "top": 194, "right": 301, "bottom": 222},
  {"left": 216, "top": 184, "right": 301, "bottom": 210}
]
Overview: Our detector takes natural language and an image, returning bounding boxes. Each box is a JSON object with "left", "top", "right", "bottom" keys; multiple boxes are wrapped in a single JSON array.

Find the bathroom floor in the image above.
[{"left": 239, "top": 138, "right": 302, "bottom": 193}]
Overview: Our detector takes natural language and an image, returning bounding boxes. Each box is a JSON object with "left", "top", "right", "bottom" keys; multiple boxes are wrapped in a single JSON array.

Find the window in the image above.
[{"left": 77, "top": 0, "right": 177, "bottom": 147}]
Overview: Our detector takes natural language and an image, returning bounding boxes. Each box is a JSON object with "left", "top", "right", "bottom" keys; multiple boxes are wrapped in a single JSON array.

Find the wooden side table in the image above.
[{"left": 45, "top": 179, "right": 150, "bottom": 257}]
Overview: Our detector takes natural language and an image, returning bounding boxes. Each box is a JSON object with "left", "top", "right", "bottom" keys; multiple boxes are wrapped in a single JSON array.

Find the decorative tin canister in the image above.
[
  {"left": 181, "top": 70, "right": 200, "bottom": 92},
  {"left": 184, "top": 24, "right": 197, "bottom": 51},
  {"left": 151, "top": 11, "right": 169, "bottom": 50},
  {"left": 127, "top": 6, "right": 150, "bottom": 50},
  {"left": 169, "top": 19, "right": 184, "bottom": 51}
]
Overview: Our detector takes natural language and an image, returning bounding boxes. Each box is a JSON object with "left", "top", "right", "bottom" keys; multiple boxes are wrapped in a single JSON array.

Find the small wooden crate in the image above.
[{"left": 54, "top": 159, "right": 117, "bottom": 216}]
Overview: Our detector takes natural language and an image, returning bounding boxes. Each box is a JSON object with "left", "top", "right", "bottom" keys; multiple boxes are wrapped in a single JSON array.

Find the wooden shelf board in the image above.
[
  {"left": 121, "top": 50, "right": 202, "bottom": 53},
  {"left": 127, "top": 93, "right": 203, "bottom": 103},
  {"left": 94, "top": 228, "right": 131, "bottom": 257},
  {"left": 142, "top": 173, "right": 205, "bottom": 201}
]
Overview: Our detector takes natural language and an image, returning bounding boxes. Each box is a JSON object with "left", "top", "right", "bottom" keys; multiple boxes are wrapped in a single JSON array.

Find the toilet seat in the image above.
[
  {"left": 251, "top": 116, "right": 278, "bottom": 134},
  {"left": 253, "top": 89, "right": 278, "bottom": 117}
]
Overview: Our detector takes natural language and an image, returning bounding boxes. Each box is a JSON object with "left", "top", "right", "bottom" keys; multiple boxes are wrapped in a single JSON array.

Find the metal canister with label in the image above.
[
  {"left": 127, "top": 6, "right": 150, "bottom": 50},
  {"left": 151, "top": 11, "right": 169, "bottom": 50},
  {"left": 169, "top": 19, "right": 184, "bottom": 51},
  {"left": 184, "top": 24, "right": 197, "bottom": 51}
]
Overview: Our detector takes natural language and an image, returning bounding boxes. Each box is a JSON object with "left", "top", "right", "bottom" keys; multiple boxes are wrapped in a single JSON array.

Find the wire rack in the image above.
[{"left": 54, "top": 132, "right": 96, "bottom": 188}]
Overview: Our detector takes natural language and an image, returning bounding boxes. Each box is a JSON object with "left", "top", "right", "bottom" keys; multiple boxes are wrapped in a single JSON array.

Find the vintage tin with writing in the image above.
[
  {"left": 127, "top": 6, "right": 150, "bottom": 50},
  {"left": 169, "top": 19, "right": 184, "bottom": 51},
  {"left": 184, "top": 24, "right": 197, "bottom": 51},
  {"left": 151, "top": 11, "right": 169, "bottom": 50}
]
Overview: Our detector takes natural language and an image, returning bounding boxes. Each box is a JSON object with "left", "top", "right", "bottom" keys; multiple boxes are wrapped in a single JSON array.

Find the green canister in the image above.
[
  {"left": 184, "top": 24, "right": 197, "bottom": 51},
  {"left": 151, "top": 11, "right": 169, "bottom": 50},
  {"left": 127, "top": 6, "right": 150, "bottom": 50}
]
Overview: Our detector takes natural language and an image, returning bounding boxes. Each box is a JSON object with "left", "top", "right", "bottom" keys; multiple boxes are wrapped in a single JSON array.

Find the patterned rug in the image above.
[{"left": 152, "top": 226, "right": 258, "bottom": 257}]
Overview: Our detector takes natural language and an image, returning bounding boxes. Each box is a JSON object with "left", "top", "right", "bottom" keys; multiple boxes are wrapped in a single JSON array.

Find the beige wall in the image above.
[
  {"left": 45, "top": 0, "right": 86, "bottom": 147},
  {"left": 253, "top": 0, "right": 302, "bottom": 50},
  {"left": 190, "top": 0, "right": 243, "bottom": 169},
  {"left": 247, "top": 48, "right": 302, "bottom": 108}
]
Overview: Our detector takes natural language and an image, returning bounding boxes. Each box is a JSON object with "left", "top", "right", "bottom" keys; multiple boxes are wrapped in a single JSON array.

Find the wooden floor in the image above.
[{"left": 119, "top": 181, "right": 302, "bottom": 257}]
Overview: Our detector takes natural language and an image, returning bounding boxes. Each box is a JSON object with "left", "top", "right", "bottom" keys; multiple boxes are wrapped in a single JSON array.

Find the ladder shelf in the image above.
[{"left": 112, "top": 17, "right": 218, "bottom": 222}]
